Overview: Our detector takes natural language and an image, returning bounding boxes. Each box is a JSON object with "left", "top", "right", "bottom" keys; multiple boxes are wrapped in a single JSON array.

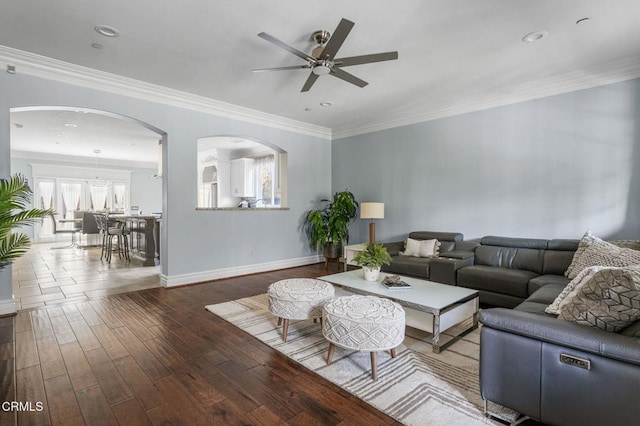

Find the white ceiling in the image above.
[
  {"left": 3, "top": 1, "right": 640, "bottom": 161},
  {"left": 11, "top": 109, "right": 161, "bottom": 165}
]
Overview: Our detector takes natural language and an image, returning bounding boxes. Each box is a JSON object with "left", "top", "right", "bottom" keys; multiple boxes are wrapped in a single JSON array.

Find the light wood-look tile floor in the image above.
[{"left": 12, "top": 243, "right": 161, "bottom": 311}]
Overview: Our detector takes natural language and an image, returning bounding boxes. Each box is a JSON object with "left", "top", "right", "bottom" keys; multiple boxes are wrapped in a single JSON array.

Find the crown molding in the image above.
[
  {"left": 3, "top": 45, "right": 640, "bottom": 142},
  {"left": 0, "top": 45, "right": 332, "bottom": 140},
  {"left": 332, "top": 54, "right": 640, "bottom": 140}
]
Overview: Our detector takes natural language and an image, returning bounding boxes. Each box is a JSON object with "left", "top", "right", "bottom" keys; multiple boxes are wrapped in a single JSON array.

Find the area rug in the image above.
[{"left": 205, "top": 293, "right": 516, "bottom": 426}]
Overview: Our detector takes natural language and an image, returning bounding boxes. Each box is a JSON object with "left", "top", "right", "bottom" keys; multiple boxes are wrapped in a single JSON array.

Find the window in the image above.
[
  {"left": 112, "top": 184, "right": 128, "bottom": 213},
  {"left": 37, "top": 180, "right": 55, "bottom": 238},
  {"left": 31, "top": 164, "right": 132, "bottom": 241},
  {"left": 60, "top": 182, "right": 82, "bottom": 219},
  {"left": 254, "top": 154, "right": 276, "bottom": 206}
]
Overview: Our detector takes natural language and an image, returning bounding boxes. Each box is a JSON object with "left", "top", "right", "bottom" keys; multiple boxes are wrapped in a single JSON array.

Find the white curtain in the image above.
[
  {"left": 60, "top": 183, "right": 82, "bottom": 219},
  {"left": 254, "top": 155, "right": 275, "bottom": 205},
  {"left": 38, "top": 181, "right": 55, "bottom": 237},
  {"left": 113, "top": 184, "right": 126, "bottom": 212},
  {"left": 89, "top": 185, "right": 109, "bottom": 211}
]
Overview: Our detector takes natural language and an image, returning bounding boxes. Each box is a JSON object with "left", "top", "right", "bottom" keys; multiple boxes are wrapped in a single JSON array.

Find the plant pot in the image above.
[
  {"left": 362, "top": 266, "right": 381, "bottom": 282},
  {"left": 323, "top": 243, "right": 342, "bottom": 260}
]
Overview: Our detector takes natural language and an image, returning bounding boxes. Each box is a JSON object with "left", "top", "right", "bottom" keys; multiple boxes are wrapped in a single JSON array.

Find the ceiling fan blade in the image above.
[
  {"left": 301, "top": 73, "right": 320, "bottom": 92},
  {"left": 320, "top": 18, "right": 354, "bottom": 60},
  {"left": 335, "top": 51, "right": 398, "bottom": 67},
  {"left": 330, "top": 67, "right": 368, "bottom": 88},
  {"left": 252, "top": 65, "right": 311, "bottom": 72},
  {"left": 258, "top": 32, "right": 314, "bottom": 62}
]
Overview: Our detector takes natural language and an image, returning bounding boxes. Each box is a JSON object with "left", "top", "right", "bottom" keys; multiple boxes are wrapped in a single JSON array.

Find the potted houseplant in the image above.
[
  {"left": 0, "top": 174, "right": 55, "bottom": 270},
  {"left": 353, "top": 243, "right": 392, "bottom": 281},
  {"left": 304, "top": 190, "right": 358, "bottom": 261}
]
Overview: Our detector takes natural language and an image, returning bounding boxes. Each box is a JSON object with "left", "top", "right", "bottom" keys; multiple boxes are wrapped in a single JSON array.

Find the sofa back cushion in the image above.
[
  {"left": 542, "top": 239, "right": 579, "bottom": 275},
  {"left": 408, "top": 231, "right": 462, "bottom": 254},
  {"left": 476, "top": 236, "right": 547, "bottom": 274}
]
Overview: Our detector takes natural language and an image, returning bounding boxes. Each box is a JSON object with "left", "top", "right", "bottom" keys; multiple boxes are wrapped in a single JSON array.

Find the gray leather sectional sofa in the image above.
[
  {"left": 383, "top": 232, "right": 639, "bottom": 425},
  {"left": 465, "top": 237, "right": 639, "bottom": 425},
  {"left": 381, "top": 231, "right": 476, "bottom": 280}
]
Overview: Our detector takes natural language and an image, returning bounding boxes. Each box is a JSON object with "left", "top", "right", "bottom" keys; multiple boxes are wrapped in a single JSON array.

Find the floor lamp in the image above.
[{"left": 360, "top": 202, "right": 384, "bottom": 245}]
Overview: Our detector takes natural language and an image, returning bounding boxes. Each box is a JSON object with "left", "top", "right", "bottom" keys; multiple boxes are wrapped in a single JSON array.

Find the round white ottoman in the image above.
[
  {"left": 268, "top": 278, "right": 335, "bottom": 342},
  {"left": 322, "top": 295, "right": 405, "bottom": 381}
]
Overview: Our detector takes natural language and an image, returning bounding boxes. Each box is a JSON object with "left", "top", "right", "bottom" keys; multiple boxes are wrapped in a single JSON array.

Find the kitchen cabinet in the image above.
[{"left": 230, "top": 158, "right": 255, "bottom": 197}]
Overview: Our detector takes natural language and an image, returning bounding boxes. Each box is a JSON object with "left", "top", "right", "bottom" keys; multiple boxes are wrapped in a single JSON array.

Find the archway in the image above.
[{"left": 9, "top": 106, "right": 167, "bottom": 309}]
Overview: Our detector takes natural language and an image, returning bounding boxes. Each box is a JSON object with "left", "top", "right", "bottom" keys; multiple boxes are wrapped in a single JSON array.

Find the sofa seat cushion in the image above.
[
  {"left": 528, "top": 274, "right": 570, "bottom": 295},
  {"left": 525, "top": 284, "right": 566, "bottom": 305},
  {"left": 382, "top": 255, "right": 430, "bottom": 278},
  {"left": 457, "top": 265, "right": 538, "bottom": 298},
  {"left": 512, "top": 284, "right": 566, "bottom": 315}
]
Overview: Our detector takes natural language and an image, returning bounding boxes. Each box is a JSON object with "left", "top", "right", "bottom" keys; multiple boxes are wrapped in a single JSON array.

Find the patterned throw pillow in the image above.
[
  {"left": 546, "top": 266, "right": 604, "bottom": 315},
  {"left": 558, "top": 266, "right": 640, "bottom": 332},
  {"left": 565, "top": 231, "right": 640, "bottom": 279}
]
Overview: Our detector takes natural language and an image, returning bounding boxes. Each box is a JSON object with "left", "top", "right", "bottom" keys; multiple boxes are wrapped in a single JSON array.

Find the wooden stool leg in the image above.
[
  {"left": 282, "top": 319, "right": 289, "bottom": 342},
  {"left": 324, "top": 258, "right": 329, "bottom": 271},
  {"left": 390, "top": 348, "right": 397, "bottom": 358},
  {"left": 371, "top": 352, "right": 378, "bottom": 381},
  {"left": 326, "top": 342, "right": 335, "bottom": 365},
  {"left": 277, "top": 317, "right": 282, "bottom": 326}
]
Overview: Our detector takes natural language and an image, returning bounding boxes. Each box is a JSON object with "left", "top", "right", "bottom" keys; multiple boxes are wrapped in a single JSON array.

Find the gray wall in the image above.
[
  {"left": 0, "top": 71, "right": 331, "bottom": 298},
  {"left": 334, "top": 78, "right": 640, "bottom": 244}
]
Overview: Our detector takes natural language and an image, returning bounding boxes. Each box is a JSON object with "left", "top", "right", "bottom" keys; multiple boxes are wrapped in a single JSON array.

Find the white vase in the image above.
[{"left": 362, "top": 266, "right": 381, "bottom": 281}]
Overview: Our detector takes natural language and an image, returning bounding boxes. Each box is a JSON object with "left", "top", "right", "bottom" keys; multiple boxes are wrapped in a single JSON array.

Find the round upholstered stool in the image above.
[
  {"left": 322, "top": 295, "right": 405, "bottom": 381},
  {"left": 267, "top": 278, "right": 335, "bottom": 342}
]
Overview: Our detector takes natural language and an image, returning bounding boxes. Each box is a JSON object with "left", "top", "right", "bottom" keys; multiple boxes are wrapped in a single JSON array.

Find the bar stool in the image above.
[{"left": 94, "top": 214, "right": 130, "bottom": 263}]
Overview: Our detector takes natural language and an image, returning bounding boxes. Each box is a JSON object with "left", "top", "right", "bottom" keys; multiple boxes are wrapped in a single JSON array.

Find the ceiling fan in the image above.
[{"left": 253, "top": 18, "right": 398, "bottom": 92}]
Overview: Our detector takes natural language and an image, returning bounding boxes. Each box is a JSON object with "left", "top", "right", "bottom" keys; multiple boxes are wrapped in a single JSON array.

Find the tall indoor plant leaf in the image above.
[
  {"left": 304, "top": 190, "right": 358, "bottom": 251},
  {"left": 0, "top": 174, "right": 55, "bottom": 269}
]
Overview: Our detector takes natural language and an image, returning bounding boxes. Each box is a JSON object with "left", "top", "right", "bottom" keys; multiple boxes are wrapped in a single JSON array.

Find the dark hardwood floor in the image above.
[{"left": 2, "top": 263, "right": 400, "bottom": 426}]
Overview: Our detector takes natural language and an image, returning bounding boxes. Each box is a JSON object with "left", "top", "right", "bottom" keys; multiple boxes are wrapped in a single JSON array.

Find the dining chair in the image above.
[{"left": 49, "top": 213, "right": 80, "bottom": 249}]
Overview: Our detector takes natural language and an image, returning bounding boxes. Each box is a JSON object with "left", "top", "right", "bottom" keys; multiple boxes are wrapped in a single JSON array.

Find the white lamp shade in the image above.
[{"left": 360, "top": 202, "right": 384, "bottom": 219}]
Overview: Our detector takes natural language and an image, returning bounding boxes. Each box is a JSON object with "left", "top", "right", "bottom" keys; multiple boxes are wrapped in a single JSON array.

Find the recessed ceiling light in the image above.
[
  {"left": 94, "top": 25, "right": 120, "bottom": 38},
  {"left": 64, "top": 123, "right": 78, "bottom": 128},
  {"left": 522, "top": 31, "right": 548, "bottom": 43},
  {"left": 320, "top": 102, "right": 333, "bottom": 107}
]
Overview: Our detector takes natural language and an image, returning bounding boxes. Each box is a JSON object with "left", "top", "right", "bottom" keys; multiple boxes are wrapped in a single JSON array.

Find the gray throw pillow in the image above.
[
  {"left": 558, "top": 266, "right": 640, "bottom": 333},
  {"left": 565, "top": 231, "right": 640, "bottom": 279}
]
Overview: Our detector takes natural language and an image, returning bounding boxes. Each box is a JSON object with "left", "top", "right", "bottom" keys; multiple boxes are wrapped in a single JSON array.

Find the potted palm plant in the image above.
[
  {"left": 353, "top": 243, "right": 392, "bottom": 281},
  {"left": 0, "top": 174, "right": 55, "bottom": 270},
  {"left": 304, "top": 190, "right": 358, "bottom": 261}
]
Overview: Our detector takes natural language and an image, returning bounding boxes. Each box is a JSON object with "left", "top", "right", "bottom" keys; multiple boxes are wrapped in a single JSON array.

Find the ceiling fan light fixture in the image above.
[{"left": 312, "top": 62, "right": 332, "bottom": 75}]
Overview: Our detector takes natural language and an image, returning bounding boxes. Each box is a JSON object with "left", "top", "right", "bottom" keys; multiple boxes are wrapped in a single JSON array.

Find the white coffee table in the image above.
[{"left": 319, "top": 270, "right": 479, "bottom": 353}]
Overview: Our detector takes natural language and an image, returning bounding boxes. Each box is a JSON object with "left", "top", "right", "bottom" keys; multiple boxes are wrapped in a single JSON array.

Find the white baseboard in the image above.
[
  {"left": 160, "top": 255, "right": 323, "bottom": 288},
  {"left": 0, "top": 297, "right": 17, "bottom": 316}
]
